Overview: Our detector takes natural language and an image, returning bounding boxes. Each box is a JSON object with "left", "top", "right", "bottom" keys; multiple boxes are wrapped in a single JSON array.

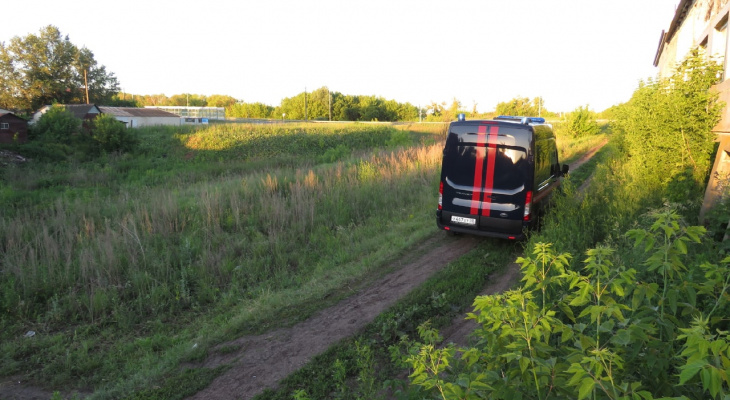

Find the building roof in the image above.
[
  {"left": 98, "top": 107, "right": 180, "bottom": 118},
  {"left": 654, "top": 0, "right": 694, "bottom": 66},
  {"left": 61, "top": 104, "right": 101, "bottom": 119},
  {"left": 0, "top": 112, "right": 27, "bottom": 121}
]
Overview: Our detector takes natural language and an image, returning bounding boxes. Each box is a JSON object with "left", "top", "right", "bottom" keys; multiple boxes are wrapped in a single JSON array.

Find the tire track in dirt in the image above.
[{"left": 188, "top": 235, "right": 482, "bottom": 400}]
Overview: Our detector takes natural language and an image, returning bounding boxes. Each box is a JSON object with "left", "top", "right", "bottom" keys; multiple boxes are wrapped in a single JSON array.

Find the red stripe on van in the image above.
[
  {"left": 482, "top": 125, "right": 499, "bottom": 216},
  {"left": 470, "top": 125, "right": 487, "bottom": 215}
]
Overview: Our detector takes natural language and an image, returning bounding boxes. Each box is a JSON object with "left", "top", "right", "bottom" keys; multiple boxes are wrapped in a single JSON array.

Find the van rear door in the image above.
[{"left": 439, "top": 122, "right": 532, "bottom": 236}]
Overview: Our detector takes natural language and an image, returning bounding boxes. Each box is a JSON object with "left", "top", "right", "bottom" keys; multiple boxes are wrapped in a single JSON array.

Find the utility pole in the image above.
[
  {"left": 84, "top": 69, "right": 89, "bottom": 104},
  {"left": 304, "top": 87, "right": 308, "bottom": 121},
  {"left": 328, "top": 88, "right": 332, "bottom": 121}
]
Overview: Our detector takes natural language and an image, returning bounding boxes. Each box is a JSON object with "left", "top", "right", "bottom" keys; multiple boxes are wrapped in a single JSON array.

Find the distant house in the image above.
[
  {"left": 0, "top": 112, "right": 29, "bottom": 144},
  {"left": 654, "top": 0, "right": 730, "bottom": 221},
  {"left": 31, "top": 104, "right": 102, "bottom": 128},
  {"left": 98, "top": 107, "right": 181, "bottom": 127}
]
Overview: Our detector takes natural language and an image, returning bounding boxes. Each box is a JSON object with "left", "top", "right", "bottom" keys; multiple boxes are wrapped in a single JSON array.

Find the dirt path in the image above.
[
  {"left": 188, "top": 235, "right": 482, "bottom": 400},
  {"left": 188, "top": 139, "right": 611, "bottom": 399}
]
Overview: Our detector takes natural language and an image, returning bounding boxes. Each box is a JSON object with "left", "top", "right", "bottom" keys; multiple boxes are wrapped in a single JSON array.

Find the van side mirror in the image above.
[{"left": 561, "top": 164, "right": 570, "bottom": 176}]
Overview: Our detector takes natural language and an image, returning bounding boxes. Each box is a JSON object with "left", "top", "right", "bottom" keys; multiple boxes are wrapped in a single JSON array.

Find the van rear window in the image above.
[{"left": 443, "top": 144, "right": 528, "bottom": 191}]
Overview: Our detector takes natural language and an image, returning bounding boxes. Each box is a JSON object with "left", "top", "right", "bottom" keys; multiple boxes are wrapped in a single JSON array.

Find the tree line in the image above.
[{"left": 0, "top": 26, "right": 119, "bottom": 112}]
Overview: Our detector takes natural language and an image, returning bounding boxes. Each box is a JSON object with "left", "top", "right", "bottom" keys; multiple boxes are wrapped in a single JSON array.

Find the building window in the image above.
[
  {"left": 0, "top": 123, "right": 8, "bottom": 129},
  {"left": 716, "top": 14, "right": 729, "bottom": 80}
]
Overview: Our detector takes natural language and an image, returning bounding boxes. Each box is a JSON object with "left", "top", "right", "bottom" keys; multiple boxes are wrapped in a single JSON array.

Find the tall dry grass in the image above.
[{"left": 0, "top": 144, "right": 443, "bottom": 327}]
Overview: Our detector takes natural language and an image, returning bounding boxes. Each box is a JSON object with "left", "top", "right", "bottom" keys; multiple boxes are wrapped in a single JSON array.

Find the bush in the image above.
[
  {"left": 613, "top": 48, "right": 723, "bottom": 199},
  {"left": 91, "top": 113, "right": 138, "bottom": 153},
  {"left": 562, "top": 105, "right": 600, "bottom": 138},
  {"left": 30, "top": 105, "right": 81, "bottom": 143}
]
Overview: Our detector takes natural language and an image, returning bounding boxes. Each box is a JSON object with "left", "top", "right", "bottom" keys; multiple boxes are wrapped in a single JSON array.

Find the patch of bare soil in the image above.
[
  {"left": 0, "top": 150, "right": 27, "bottom": 167},
  {"left": 0, "top": 377, "right": 59, "bottom": 400},
  {"left": 570, "top": 138, "right": 608, "bottom": 172},
  {"left": 187, "top": 235, "right": 482, "bottom": 400}
]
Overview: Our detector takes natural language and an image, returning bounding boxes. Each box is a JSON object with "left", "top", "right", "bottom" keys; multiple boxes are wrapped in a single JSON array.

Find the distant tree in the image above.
[
  {"left": 206, "top": 94, "right": 237, "bottom": 108},
  {"left": 168, "top": 93, "right": 206, "bottom": 107},
  {"left": 0, "top": 25, "right": 119, "bottom": 112},
  {"left": 228, "top": 102, "right": 274, "bottom": 118},
  {"left": 563, "top": 105, "right": 600, "bottom": 137},
  {"left": 107, "top": 92, "right": 141, "bottom": 107},
  {"left": 443, "top": 98, "right": 463, "bottom": 121},
  {"left": 306, "top": 87, "right": 331, "bottom": 120},
  {"left": 495, "top": 96, "right": 539, "bottom": 116},
  {"left": 333, "top": 94, "right": 360, "bottom": 121},
  {"left": 425, "top": 101, "right": 446, "bottom": 119},
  {"left": 279, "top": 92, "right": 307, "bottom": 120},
  {"left": 139, "top": 94, "right": 169, "bottom": 106}
]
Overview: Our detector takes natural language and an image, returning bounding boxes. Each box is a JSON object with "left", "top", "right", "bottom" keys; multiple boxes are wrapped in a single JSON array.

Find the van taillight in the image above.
[
  {"left": 438, "top": 181, "right": 443, "bottom": 210},
  {"left": 523, "top": 190, "right": 533, "bottom": 221}
]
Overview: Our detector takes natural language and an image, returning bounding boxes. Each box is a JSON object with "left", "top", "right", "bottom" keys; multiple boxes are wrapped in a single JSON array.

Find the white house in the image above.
[{"left": 98, "top": 107, "right": 181, "bottom": 128}]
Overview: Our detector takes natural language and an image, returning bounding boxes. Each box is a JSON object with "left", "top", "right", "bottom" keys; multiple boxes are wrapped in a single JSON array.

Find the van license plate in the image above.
[{"left": 451, "top": 216, "right": 476, "bottom": 226}]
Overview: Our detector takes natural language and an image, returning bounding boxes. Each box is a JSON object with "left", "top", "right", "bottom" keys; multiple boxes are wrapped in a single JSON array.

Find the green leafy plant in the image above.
[{"left": 91, "top": 113, "right": 139, "bottom": 153}]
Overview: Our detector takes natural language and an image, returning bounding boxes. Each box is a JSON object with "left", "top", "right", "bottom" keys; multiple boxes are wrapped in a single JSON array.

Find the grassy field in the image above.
[
  {"left": 0, "top": 120, "right": 602, "bottom": 398},
  {"left": 0, "top": 122, "right": 446, "bottom": 397}
]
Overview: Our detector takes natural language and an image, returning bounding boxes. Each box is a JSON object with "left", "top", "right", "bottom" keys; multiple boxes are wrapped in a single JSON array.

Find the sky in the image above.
[{"left": 1, "top": 0, "right": 678, "bottom": 113}]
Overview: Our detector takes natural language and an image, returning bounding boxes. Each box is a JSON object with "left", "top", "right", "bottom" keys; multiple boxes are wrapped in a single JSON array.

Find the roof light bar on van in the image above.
[
  {"left": 494, "top": 115, "right": 546, "bottom": 124},
  {"left": 457, "top": 113, "right": 466, "bottom": 121}
]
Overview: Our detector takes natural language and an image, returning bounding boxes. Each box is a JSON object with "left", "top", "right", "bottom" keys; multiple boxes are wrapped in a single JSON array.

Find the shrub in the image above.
[
  {"left": 91, "top": 113, "right": 138, "bottom": 153},
  {"left": 613, "top": 48, "right": 723, "bottom": 199},
  {"left": 562, "top": 105, "right": 600, "bottom": 138},
  {"left": 30, "top": 105, "right": 81, "bottom": 143}
]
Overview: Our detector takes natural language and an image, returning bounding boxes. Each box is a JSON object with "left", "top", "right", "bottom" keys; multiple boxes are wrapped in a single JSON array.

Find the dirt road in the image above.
[
  {"left": 188, "top": 235, "right": 482, "bottom": 400},
  {"left": 188, "top": 139, "right": 610, "bottom": 399}
]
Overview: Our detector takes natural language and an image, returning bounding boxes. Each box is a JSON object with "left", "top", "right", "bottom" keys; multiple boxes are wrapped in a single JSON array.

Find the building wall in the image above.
[
  {"left": 0, "top": 115, "right": 28, "bottom": 144},
  {"left": 658, "top": 0, "right": 730, "bottom": 79},
  {"left": 114, "top": 116, "right": 181, "bottom": 128},
  {"left": 656, "top": 0, "right": 730, "bottom": 221}
]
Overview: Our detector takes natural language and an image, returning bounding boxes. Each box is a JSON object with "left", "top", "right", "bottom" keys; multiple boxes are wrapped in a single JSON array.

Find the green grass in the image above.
[
  {"left": 0, "top": 122, "right": 447, "bottom": 397},
  {"left": 254, "top": 238, "right": 521, "bottom": 400},
  {"left": 0, "top": 121, "right": 604, "bottom": 398}
]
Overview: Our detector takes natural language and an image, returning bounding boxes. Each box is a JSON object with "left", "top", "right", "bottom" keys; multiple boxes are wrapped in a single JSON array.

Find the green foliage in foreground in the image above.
[
  {"left": 403, "top": 212, "right": 729, "bottom": 399},
  {"left": 395, "top": 49, "right": 729, "bottom": 400},
  {"left": 255, "top": 239, "right": 520, "bottom": 400}
]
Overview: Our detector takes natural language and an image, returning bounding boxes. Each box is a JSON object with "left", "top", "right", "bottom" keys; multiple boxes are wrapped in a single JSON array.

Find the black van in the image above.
[{"left": 436, "top": 115, "right": 568, "bottom": 240}]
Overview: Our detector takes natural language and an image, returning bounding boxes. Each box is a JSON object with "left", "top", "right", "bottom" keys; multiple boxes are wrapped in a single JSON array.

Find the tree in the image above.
[
  {"left": 495, "top": 96, "right": 539, "bottom": 116},
  {"left": 614, "top": 48, "right": 723, "bottom": 198},
  {"left": 0, "top": 25, "right": 119, "bottom": 112},
  {"left": 168, "top": 93, "right": 206, "bottom": 107},
  {"left": 91, "top": 113, "right": 137, "bottom": 153},
  {"left": 30, "top": 104, "right": 81, "bottom": 143},
  {"left": 563, "top": 105, "right": 600, "bottom": 138},
  {"left": 228, "top": 102, "right": 274, "bottom": 118},
  {"left": 206, "top": 94, "right": 237, "bottom": 108}
]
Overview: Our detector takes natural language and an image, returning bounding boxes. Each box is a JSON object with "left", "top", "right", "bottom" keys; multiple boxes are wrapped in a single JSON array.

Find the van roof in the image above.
[{"left": 493, "top": 115, "right": 546, "bottom": 124}]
